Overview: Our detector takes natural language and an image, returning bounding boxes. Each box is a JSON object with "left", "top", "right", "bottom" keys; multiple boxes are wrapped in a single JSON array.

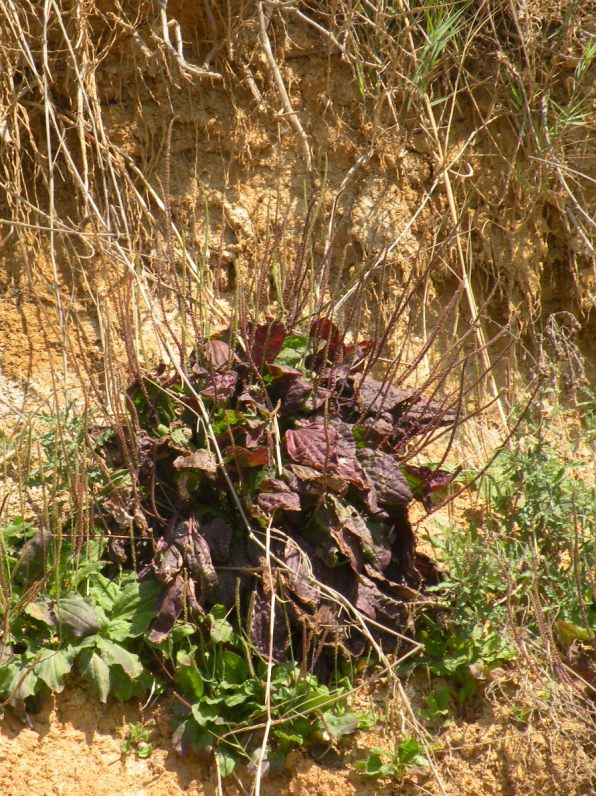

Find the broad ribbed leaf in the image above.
[
  {"left": 205, "top": 339, "right": 232, "bottom": 370},
  {"left": 268, "top": 374, "right": 312, "bottom": 415},
  {"left": 251, "top": 320, "right": 287, "bottom": 367},
  {"left": 107, "top": 578, "right": 160, "bottom": 639},
  {"left": 200, "top": 517, "right": 233, "bottom": 563},
  {"left": 248, "top": 585, "right": 289, "bottom": 659},
  {"left": 357, "top": 448, "right": 413, "bottom": 509},
  {"left": 24, "top": 599, "right": 55, "bottom": 627},
  {"left": 79, "top": 649, "right": 110, "bottom": 703},
  {"left": 148, "top": 575, "right": 185, "bottom": 643},
  {"left": 35, "top": 649, "right": 73, "bottom": 693},
  {"left": 225, "top": 445, "right": 270, "bottom": 467},
  {"left": 257, "top": 480, "right": 301, "bottom": 514},
  {"left": 96, "top": 637, "right": 143, "bottom": 679},
  {"left": 54, "top": 593, "right": 102, "bottom": 637},
  {"left": 402, "top": 464, "right": 457, "bottom": 510},
  {"left": 201, "top": 372, "right": 238, "bottom": 401},
  {"left": 285, "top": 423, "right": 338, "bottom": 470},
  {"left": 283, "top": 539, "right": 320, "bottom": 605}
]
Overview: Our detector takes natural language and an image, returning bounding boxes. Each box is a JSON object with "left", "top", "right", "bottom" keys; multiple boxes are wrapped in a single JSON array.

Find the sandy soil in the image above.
[{"left": 1, "top": 683, "right": 594, "bottom": 796}]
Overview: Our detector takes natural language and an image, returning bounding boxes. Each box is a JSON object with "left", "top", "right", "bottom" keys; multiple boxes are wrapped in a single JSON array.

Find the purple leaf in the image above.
[
  {"left": 357, "top": 448, "right": 413, "bottom": 509},
  {"left": 283, "top": 539, "right": 320, "bottom": 605},
  {"left": 307, "top": 317, "right": 345, "bottom": 371},
  {"left": 148, "top": 575, "right": 185, "bottom": 643},
  {"left": 257, "top": 480, "right": 301, "bottom": 513},
  {"left": 266, "top": 363, "right": 302, "bottom": 378},
  {"left": 205, "top": 340, "right": 232, "bottom": 370},
  {"left": 177, "top": 520, "right": 218, "bottom": 599},
  {"left": 248, "top": 584, "right": 289, "bottom": 659},
  {"left": 285, "top": 423, "right": 338, "bottom": 470},
  {"left": 352, "top": 374, "right": 415, "bottom": 414},
  {"left": 286, "top": 463, "right": 348, "bottom": 497},
  {"left": 268, "top": 374, "right": 313, "bottom": 415},
  {"left": 414, "top": 551, "right": 442, "bottom": 587},
  {"left": 201, "top": 371, "right": 238, "bottom": 401},
  {"left": 385, "top": 508, "right": 421, "bottom": 589},
  {"left": 403, "top": 464, "right": 457, "bottom": 492},
  {"left": 335, "top": 456, "right": 370, "bottom": 490},
  {"left": 402, "top": 464, "right": 458, "bottom": 512},
  {"left": 244, "top": 420, "right": 266, "bottom": 449},
  {"left": 327, "top": 496, "right": 375, "bottom": 549},
  {"left": 356, "top": 416, "right": 394, "bottom": 446},
  {"left": 327, "top": 524, "right": 363, "bottom": 572},
  {"left": 200, "top": 517, "right": 233, "bottom": 563},
  {"left": 302, "top": 387, "right": 331, "bottom": 412},
  {"left": 341, "top": 339, "right": 376, "bottom": 371},
  {"left": 310, "top": 317, "right": 341, "bottom": 345},
  {"left": 251, "top": 320, "right": 287, "bottom": 368},
  {"left": 174, "top": 449, "right": 217, "bottom": 474},
  {"left": 355, "top": 575, "right": 406, "bottom": 624},
  {"left": 225, "top": 445, "right": 270, "bottom": 467}
]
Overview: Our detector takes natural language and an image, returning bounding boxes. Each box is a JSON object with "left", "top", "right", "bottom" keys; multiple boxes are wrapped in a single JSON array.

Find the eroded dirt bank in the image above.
[{"left": 1, "top": 684, "right": 594, "bottom": 796}]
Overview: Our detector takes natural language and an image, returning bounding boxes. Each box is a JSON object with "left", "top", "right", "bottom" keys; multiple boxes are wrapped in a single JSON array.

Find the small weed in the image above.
[
  {"left": 355, "top": 738, "right": 429, "bottom": 780},
  {"left": 121, "top": 721, "right": 154, "bottom": 759}
]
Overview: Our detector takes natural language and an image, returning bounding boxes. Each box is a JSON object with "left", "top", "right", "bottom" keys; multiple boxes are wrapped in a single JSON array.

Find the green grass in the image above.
[{"left": 411, "top": 391, "right": 595, "bottom": 720}]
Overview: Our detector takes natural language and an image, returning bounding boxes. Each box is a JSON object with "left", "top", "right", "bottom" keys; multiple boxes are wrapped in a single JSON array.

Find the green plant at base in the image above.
[
  {"left": 161, "top": 605, "right": 374, "bottom": 776},
  {"left": 355, "top": 739, "right": 429, "bottom": 780},
  {"left": 0, "top": 543, "right": 162, "bottom": 710},
  {"left": 121, "top": 721, "right": 154, "bottom": 759}
]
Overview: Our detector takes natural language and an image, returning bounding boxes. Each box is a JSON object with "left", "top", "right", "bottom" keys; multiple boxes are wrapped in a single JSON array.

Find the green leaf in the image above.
[
  {"left": 104, "top": 618, "right": 133, "bottom": 643},
  {"left": 354, "top": 750, "right": 395, "bottom": 779},
  {"left": 554, "top": 620, "right": 592, "bottom": 645},
  {"left": 88, "top": 574, "right": 120, "bottom": 612},
  {"left": 54, "top": 593, "right": 102, "bottom": 637},
  {"left": 222, "top": 691, "right": 248, "bottom": 708},
  {"left": 221, "top": 650, "right": 248, "bottom": 684},
  {"left": 176, "top": 657, "right": 204, "bottom": 700},
  {"left": 170, "top": 426, "right": 193, "bottom": 450},
  {"left": 212, "top": 409, "right": 243, "bottom": 436},
  {"left": 0, "top": 662, "right": 17, "bottom": 697},
  {"left": 275, "top": 335, "right": 309, "bottom": 369},
  {"left": 69, "top": 541, "right": 106, "bottom": 587},
  {"left": 79, "top": 649, "right": 110, "bottom": 703},
  {"left": 109, "top": 666, "right": 142, "bottom": 701},
  {"left": 214, "top": 747, "right": 237, "bottom": 777},
  {"left": 397, "top": 738, "right": 427, "bottom": 766},
  {"left": 12, "top": 668, "right": 40, "bottom": 702},
  {"left": 24, "top": 599, "right": 55, "bottom": 627},
  {"left": 322, "top": 711, "right": 360, "bottom": 739},
  {"left": 34, "top": 649, "right": 73, "bottom": 693},
  {"left": 357, "top": 711, "right": 378, "bottom": 731},
  {"left": 209, "top": 605, "right": 233, "bottom": 644},
  {"left": 274, "top": 729, "right": 305, "bottom": 749},
  {"left": 135, "top": 742, "right": 153, "bottom": 759},
  {"left": 96, "top": 638, "right": 143, "bottom": 679},
  {"left": 191, "top": 701, "right": 222, "bottom": 728},
  {"left": 108, "top": 578, "right": 160, "bottom": 640},
  {"left": 1, "top": 517, "right": 37, "bottom": 546},
  {"left": 110, "top": 577, "right": 160, "bottom": 622}
]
